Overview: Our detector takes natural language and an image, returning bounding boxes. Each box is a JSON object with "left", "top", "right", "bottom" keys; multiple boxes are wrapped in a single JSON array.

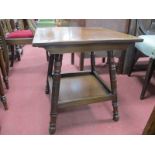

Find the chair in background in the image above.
[
  {"left": 127, "top": 19, "right": 155, "bottom": 99},
  {"left": 133, "top": 35, "right": 155, "bottom": 99},
  {"left": 14, "top": 19, "right": 28, "bottom": 60},
  {"left": 128, "top": 19, "right": 155, "bottom": 76},
  {"left": 0, "top": 20, "right": 14, "bottom": 73},
  {"left": 70, "top": 19, "right": 130, "bottom": 72},
  {"left": 0, "top": 19, "right": 34, "bottom": 73},
  {"left": 5, "top": 19, "right": 23, "bottom": 66}
]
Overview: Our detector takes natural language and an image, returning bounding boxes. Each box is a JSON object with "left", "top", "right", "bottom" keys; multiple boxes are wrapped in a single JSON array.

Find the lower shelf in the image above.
[{"left": 48, "top": 73, "right": 113, "bottom": 110}]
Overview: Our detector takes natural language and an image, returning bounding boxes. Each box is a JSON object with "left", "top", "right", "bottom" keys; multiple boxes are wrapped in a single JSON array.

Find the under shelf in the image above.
[{"left": 48, "top": 73, "right": 113, "bottom": 110}]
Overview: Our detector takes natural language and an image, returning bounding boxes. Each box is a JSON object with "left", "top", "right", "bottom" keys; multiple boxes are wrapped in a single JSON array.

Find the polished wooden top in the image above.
[{"left": 33, "top": 27, "right": 143, "bottom": 47}]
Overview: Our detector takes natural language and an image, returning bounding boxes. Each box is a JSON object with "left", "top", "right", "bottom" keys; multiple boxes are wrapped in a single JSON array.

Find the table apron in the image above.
[{"left": 44, "top": 43, "right": 132, "bottom": 54}]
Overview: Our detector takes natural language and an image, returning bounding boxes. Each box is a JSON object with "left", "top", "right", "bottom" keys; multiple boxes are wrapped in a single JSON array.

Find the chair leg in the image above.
[
  {"left": 0, "top": 75, "right": 8, "bottom": 110},
  {"left": 20, "top": 46, "right": 23, "bottom": 55},
  {"left": 0, "top": 50, "right": 9, "bottom": 89},
  {"left": 10, "top": 45, "right": 15, "bottom": 67},
  {"left": 2, "top": 46, "right": 9, "bottom": 75},
  {"left": 79, "top": 53, "right": 84, "bottom": 71},
  {"left": 102, "top": 57, "right": 106, "bottom": 63},
  {"left": 16, "top": 45, "right": 21, "bottom": 61},
  {"left": 140, "top": 58, "right": 155, "bottom": 100},
  {"left": 46, "top": 50, "right": 49, "bottom": 61},
  {"left": 128, "top": 49, "right": 139, "bottom": 76},
  {"left": 71, "top": 53, "right": 74, "bottom": 65}
]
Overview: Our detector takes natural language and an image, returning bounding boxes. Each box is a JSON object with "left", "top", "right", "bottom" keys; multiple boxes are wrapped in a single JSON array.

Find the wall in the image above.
[{"left": 85, "top": 19, "right": 129, "bottom": 33}]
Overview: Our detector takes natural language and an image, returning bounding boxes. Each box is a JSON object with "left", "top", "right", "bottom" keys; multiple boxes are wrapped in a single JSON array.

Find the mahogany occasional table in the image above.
[{"left": 32, "top": 27, "right": 142, "bottom": 134}]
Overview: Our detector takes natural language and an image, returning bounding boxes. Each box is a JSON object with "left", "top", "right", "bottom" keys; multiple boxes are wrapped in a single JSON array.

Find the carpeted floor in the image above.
[{"left": 0, "top": 45, "right": 154, "bottom": 135}]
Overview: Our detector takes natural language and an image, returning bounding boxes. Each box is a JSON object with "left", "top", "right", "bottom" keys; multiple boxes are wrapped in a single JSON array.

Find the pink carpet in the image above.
[{"left": 0, "top": 45, "right": 154, "bottom": 135}]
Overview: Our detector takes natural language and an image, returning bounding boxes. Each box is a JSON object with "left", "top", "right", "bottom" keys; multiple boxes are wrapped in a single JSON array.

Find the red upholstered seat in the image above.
[{"left": 6, "top": 30, "right": 33, "bottom": 38}]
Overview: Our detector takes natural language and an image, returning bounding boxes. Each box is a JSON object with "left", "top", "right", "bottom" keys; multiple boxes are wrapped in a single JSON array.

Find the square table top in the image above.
[{"left": 32, "top": 27, "right": 143, "bottom": 47}]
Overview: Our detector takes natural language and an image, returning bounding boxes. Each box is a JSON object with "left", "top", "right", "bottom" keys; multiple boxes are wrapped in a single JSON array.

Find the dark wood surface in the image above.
[{"left": 33, "top": 27, "right": 142, "bottom": 47}]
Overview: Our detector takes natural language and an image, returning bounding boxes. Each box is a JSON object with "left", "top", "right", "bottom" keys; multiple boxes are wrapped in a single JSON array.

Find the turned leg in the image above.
[
  {"left": 71, "top": 53, "right": 74, "bottom": 65},
  {"left": 45, "top": 54, "right": 54, "bottom": 94},
  {"left": 0, "top": 49, "right": 9, "bottom": 89},
  {"left": 49, "top": 54, "right": 63, "bottom": 134},
  {"left": 108, "top": 51, "right": 119, "bottom": 121},
  {"left": 140, "top": 58, "right": 155, "bottom": 100},
  {"left": 90, "top": 51, "right": 95, "bottom": 72},
  {"left": 0, "top": 75, "right": 8, "bottom": 110}
]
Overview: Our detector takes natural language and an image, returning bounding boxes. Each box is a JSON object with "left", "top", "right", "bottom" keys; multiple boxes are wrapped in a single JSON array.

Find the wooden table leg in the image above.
[
  {"left": 49, "top": 54, "right": 63, "bottom": 134},
  {"left": 108, "top": 51, "right": 119, "bottom": 121},
  {"left": 45, "top": 54, "right": 54, "bottom": 94},
  {"left": 117, "top": 50, "right": 126, "bottom": 74},
  {"left": 90, "top": 51, "right": 95, "bottom": 72}
]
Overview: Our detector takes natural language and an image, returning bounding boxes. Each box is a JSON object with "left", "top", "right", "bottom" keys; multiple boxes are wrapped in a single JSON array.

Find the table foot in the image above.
[
  {"left": 1, "top": 96, "right": 8, "bottom": 110},
  {"left": 113, "top": 112, "right": 119, "bottom": 121},
  {"left": 112, "top": 105, "right": 119, "bottom": 121},
  {"left": 49, "top": 124, "right": 56, "bottom": 134}
]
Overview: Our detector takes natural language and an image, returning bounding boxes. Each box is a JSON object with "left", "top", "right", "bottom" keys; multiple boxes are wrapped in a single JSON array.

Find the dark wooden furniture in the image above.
[
  {"left": 143, "top": 106, "right": 155, "bottom": 135},
  {"left": 33, "top": 27, "right": 142, "bottom": 134},
  {"left": 0, "top": 47, "right": 8, "bottom": 110},
  {"left": 0, "top": 47, "right": 9, "bottom": 89},
  {"left": 0, "top": 75, "right": 8, "bottom": 110},
  {"left": 0, "top": 19, "right": 34, "bottom": 74},
  {"left": 127, "top": 19, "right": 155, "bottom": 99},
  {"left": 140, "top": 57, "right": 155, "bottom": 99},
  {"left": 128, "top": 19, "right": 155, "bottom": 76}
]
